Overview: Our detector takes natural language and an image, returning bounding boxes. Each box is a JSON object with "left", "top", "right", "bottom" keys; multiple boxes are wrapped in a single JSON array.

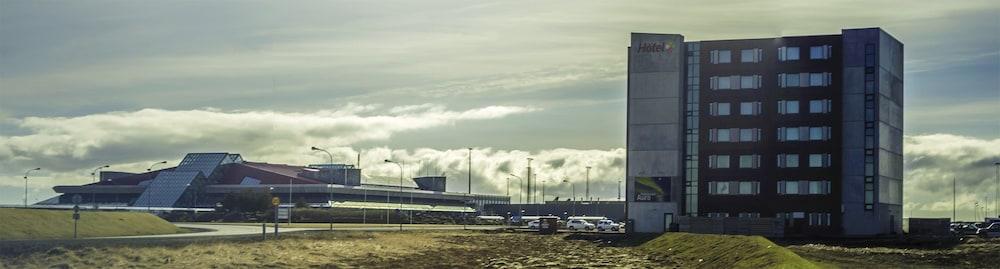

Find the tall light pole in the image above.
[
  {"left": 146, "top": 161, "right": 168, "bottom": 172},
  {"left": 563, "top": 179, "right": 576, "bottom": 217},
  {"left": 23, "top": 168, "right": 41, "bottom": 208},
  {"left": 541, "top": 179, "right": 547, "bottom": 204},
  {"left": 526, "top": 158, "right": 533, "bottom": 204},
  {"left": 468, "top": 148, "right": 473, "bottom": 194},
  {"left": 311, "top": 146, "right": 338, "bottom": 210},
  {"left": 311, "top": 147, "right": 335, "bottom": 165},
  {"left": 90, "top": 165, "right": 110, "bottom": 208},
  {"left": 585, "top": 166, "right": 592, "bottom": 202},
  {"left": 994, "top": 161, "right": 999, "bottom": 218},
  {"left": 505, "top": 177, "right": 510, "bottom": 197},
  {"left": 618, "top": 179, "right": 623, "bottom": 201},
  {"left": 385, "top": 160, "right": 404, "bottom": 231},
  {"left": 509, "top": 174, "right": 523, "bottom": 204}
]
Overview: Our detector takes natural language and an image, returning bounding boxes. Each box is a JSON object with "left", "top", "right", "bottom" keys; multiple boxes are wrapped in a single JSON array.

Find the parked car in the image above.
[
  {"left": 566, "top": 219, "right": 595, "bottom": 231},
  {"left": 527, "top": 220, "right": 540, "bottom": 229},
  {"left": 976, "top": 223, "right": 1000, "bottom": 238},
  {"left": 596, "top": 220, "right": 620, "bottom": 231},
  {"left": 952, "top": 223, "right": 982, "bottom": 236}
]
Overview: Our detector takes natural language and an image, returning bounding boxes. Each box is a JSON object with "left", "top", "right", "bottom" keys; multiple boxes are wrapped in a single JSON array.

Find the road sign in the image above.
[
  {"left": 277, "top": 207, "right": 290, "bottom": 220},
  {"left": 272, "top": 197, "right": 280, "bottom": 206},
  {"left": 72, "top": 194, "right": 82, "bottom": 204}
]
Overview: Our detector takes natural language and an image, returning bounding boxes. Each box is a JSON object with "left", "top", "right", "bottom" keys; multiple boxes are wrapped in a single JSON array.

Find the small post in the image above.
[
  {"left": 262, "top": 222, "right": 267, "bottom": 240},
  {"left": 330, "top": 216, "right": 334, "bottom": 231}
]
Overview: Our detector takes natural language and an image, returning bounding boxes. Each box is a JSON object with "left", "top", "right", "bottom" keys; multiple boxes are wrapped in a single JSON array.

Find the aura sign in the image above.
[{"left": 636, "top": 42, "right": 674, "bottom": 54}]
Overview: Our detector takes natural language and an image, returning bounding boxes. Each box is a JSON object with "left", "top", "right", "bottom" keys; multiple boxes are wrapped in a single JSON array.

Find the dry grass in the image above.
[
  {"left": 0, "top": 208, "right": 181, "bottom": 240},
  {"left": 0, "top": 230, "right": 671, "bottom": 268}
]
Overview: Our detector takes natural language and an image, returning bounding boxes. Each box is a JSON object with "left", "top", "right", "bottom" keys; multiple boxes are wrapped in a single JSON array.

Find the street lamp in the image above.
[
  {"left": 563, "top": 179, "right": 576, "bottom": 217},
  {"left": 468, "top": 148, "right": 473, "bottom": 194},
  {"left": 311, "top": 146, "right": 335, "bottom": 165},
  {"left": 23, "top": 168, "right": 41, "bottom": 208},
  {"left": 585, "top": 166, "right": 591, "bottom": 202},
  {"left": 90, "top": 165, "right": 110, "bottom": 208},
  {"left": 509, "top": 174, "right": 523, "bottom": 204},
  {"left": 994, "top": 161, "right": 999, "bottom": 218},
  {"left": 526, "top": 158, "right": 533, "bottom": 204},
  {"left": 146, "top": 161, "right": 168, "bottom": 172},
  {"left": 385, "top": 159, "right": 404, "bottom": 231}
]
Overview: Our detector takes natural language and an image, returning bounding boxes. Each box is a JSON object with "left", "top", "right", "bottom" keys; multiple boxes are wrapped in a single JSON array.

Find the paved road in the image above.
[{"left": 99, "top": 223, "right": 506, "bottom": 239}]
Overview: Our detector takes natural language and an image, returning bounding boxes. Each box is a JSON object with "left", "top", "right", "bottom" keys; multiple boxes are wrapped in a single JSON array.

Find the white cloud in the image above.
[
  {"left": 903, "top": 134, "right": 1000, "bottom": 220},
  {"left": 0, "top": 104, "right": 537, "bottom": 175}
]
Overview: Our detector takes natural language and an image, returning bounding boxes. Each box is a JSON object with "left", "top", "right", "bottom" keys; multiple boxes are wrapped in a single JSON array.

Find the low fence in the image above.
[{"left": 676, "top": 216, "right": 784, "bottom": 238}]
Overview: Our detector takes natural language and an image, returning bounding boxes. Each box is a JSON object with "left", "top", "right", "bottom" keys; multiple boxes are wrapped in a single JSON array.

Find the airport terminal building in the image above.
[
  {"left": 46, "top": 153, "right": 508, "bottom": 214},
  {"left": 626, "top": 28, "right": 903, "bottom": 236}
]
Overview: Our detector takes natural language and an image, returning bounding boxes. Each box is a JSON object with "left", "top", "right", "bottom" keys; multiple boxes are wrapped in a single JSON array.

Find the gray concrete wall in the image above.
[
  {"left": 841, "top": 28, "right": 903, "bottom": 236},
  {"left": 627, "top": 33, "right": 685, "bottom": 233}
]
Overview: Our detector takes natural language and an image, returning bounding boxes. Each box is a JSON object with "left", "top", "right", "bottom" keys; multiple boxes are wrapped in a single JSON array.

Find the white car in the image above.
[
  {"left": 976, "top": 223, "right": 1000, "bottom": 238},
  {"left": 596, "top": 220, "right": 620, "bottom": 232},
  {"left": 566, "top": 219, "right": 595, "bottom": 231},
  {"left": 527, "top": 220, "right": 540, "bottom": 229}
]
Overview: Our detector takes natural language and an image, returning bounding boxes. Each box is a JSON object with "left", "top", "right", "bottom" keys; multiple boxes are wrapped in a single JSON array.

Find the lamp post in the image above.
[
  {"left": 541, "top": 179, "right": 547, "bottom": 203},
  {"left": 994, "top": 162, "right": 999, "bottom": 217},
  {"left": 563, "top": 179, "right": 576, "bottom": 217},
  {"left": 585, "top": 166, "right": 591, "bottom": 202},
  {"left": 468, "top": 148, "right": 473, "bottom": 194},
  {"left": 311, "top": 146, "right": 339, "bottom": 215},
  {"left": 509, "top": 174, "right": 523, "bottom": 204},
  {"left": 23, "top": 168, "right": 41, "bottom": 208},
  {"left": 90, "top": 165, "right": 110, "bottom": 208},
  {"left": 526, "top": 158, "right": 533, "bottom": 204},
  {"left": 311, "top": 146, "right": 335, "bottom": 165},
  {"left": 146, "top": 161, "right": 168, "bottom": 172},
  {"left": 385, "top": 160, "right": 404, "bottom": 231}
]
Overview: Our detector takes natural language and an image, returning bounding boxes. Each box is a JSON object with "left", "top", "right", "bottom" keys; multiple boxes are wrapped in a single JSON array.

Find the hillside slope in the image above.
[{"left": 0, "top": 208, "right": 181, "bottom": 240}]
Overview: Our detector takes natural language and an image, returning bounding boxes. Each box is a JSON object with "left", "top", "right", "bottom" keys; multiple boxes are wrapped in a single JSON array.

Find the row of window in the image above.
[
  {"left": 777, "top": 100, "right": 833, "bottom": 114},
  {"left": 776, "top": 153, "right": 833, "bottom": 168},
  {"left": 777, "top": 180, "right": 832, "bottom": 195},
  {"left": 708, "top": 45, "right": 833, "bottom": 64},
  {"left": 707, "top": 181, "right": 761, "bottom": 195},
  {"left": 709, "top": 99, "right": 832, "bottom": 116},
  {"left": 707, "top": 126, "right": 831, "bottom": 143},
  {"left": 777, "top": 212, "right": 833, "bottom": 226},
  {"left": 777, "top": 126, "right": 832, "bottom": 141},
  {"left": 708, "top": 128, "right": 763, "bottom": 143},
  {"left": 707, "top": 154, "right": 834, "bottom": 169},
  {"left": 709, "top": 75, "right": 763, "bottom": 90},
  {"left": 708, "top": 102, "right": 763, "bottom": 116},
  {"left": 706, "top": 180, "right": 832, "bottom": 196},
  {"left": 709, "top": 72, "right": 832, "bottom": 90},
  {"left": 707, "top": 154, "right": 762, "bottom": 169}
]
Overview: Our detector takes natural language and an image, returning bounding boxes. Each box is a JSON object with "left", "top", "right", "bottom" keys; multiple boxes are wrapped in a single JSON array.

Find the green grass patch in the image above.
[
  {"left": 0, "top": 208, "right": 182, "bottom": 240},
  {"left": 640, "top": 233, "right": 821, "bottom": 269}
]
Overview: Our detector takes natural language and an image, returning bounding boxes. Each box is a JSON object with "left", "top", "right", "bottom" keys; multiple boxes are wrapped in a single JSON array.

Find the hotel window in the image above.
[
  {"left": 808, "top": 154, "right": 832, "bottom": 167},
  {"left": 710, "top": 50, "right": 732, "bottom": 64},
  {"left": 740, "top": 102, "right": 762, "bottom": 115},
  {"left": 738, "top": 212, "right": 761, "bottom": 218},
  {"left": 738, "top": 155, "right": 760, "bottom": 168},
  {"left": 710, "top": 75, "right": 761, "bottom": 90},
  {"left": 784, "top": 127, "right": 801, "bottom": 141},
  {"left": 717, "top": 128, "right": 731, "bottom": 142},
  {"left": 809, "top": 99, "right": 833, "bottom": 113},
  {"left": 740, "top": 48, "right": 763, "bottom": 63},
  {"left": 808, "top": 213, "right": 832, "bottom": 226},
  {"left": 708, "top": 181, "right": 760, "bottom": 195},
  {"left": 777, "top": 154, "right": 799, "bottom": 168},
  {"left": 809, "top": 45, "right": 833, "bottom": 60},
  {"left": 778, "top": 180, "right": 831, "bottom": 195},
  {"left": 707, "top": 212, "right": 730, "bottom": 218},
  {"left": 779, "top": 73, "right": 832, "bottom": 87},
  {"left": 777, "top": 100, "right": 799, "bottom": 114},
  {"left": 778, "top": 46, "right": 800, "bottom": 61},
  {"left": 739, "top": 128, "right": 761, "bottom": 142},
  {"left": 709, "top": 102, "right": 732, "bottom": 116},
  {"left": 808, "top": 127, "right": 830, "bottom": 141},
  {"left": 708, "top": 155, "right": 731, "bottom": 169}
]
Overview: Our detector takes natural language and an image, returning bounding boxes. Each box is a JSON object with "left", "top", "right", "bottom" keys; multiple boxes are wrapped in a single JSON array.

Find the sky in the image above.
[{"left": 1, "top": 0, "right": 998, "bottom": 220}]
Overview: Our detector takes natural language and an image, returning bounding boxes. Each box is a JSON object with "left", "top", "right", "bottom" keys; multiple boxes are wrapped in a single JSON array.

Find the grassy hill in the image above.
[
  {"left": 640, "top": 232, "right": 820, "bottom": 269},
  {"left": 0, "top": 208, "right": 182, "bottom": 240}
]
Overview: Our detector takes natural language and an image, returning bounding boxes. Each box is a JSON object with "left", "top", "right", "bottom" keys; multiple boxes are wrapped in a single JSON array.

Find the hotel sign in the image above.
[{"left": 636, "top": 42, "right": 674, "bottom": 54}]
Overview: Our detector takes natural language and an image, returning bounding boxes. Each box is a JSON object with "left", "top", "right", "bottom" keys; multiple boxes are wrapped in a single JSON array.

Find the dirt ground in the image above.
[
  {"left": 786, "top": 237, "right": 1000, "bottom": 269},
  {"left": 0, "top": 230, "right": 675, "bottom": 269}
]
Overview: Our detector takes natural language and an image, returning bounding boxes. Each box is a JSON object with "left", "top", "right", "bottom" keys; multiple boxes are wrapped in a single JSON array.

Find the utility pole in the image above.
[
  {"left": 953, "top": 177, "right": 957, "bottom": 221},
  {"left": 23, "top": 168, "right": 41, "bottom": 208},
  {"left": 526, "top": 158, "right": 533, "bottom": 204},
  {"left": 468, "top": 148, "right": 473, "bottom": 194},
  {"left": 994, "top": 162, "right": 999, "bottom": 218},
  {"left": 585, "top": 166, "right": 591, "bottom": 202},
  {"left": 618, "top": 179, "right": 622, "bottom": 201}
]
